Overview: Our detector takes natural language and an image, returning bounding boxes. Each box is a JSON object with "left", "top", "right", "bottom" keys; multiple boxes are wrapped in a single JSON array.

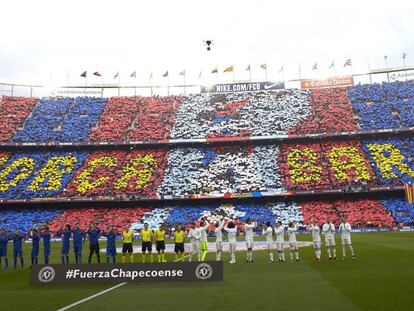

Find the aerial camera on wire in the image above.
[{"left": 204, "top": 40, "right": 213, "bottom": 51}]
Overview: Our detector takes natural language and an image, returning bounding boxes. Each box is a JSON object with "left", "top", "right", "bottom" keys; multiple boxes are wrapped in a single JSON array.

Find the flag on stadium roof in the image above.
[
  {"left": 93, "top": 72, "right": 102, "bottom": 77},
  {"left": 260, "top": 64, "right": 267, "bottom": 70},
  {"left": 80, "top": 71, "right": 87, "bottom": 77},
  {"left": 149, "top": 72, "right": 153, "bottom": 80},
  {"left": 179, "top": 70, "right": 186, "bottom": 76},
  {"left": 113, "top": 72, "right": 119, "bottom": 79},
  {"left": 312, "top": 62, "right": 318, "bottom": 70},
  {"left": 224, "top": 65, "right": 233, "bottom": 73},
  {"left": 402, "top": 52, "right": 407, "bottom": 59},
  {"left": 329, "top": 61, "right": 335, "bottom": 68},
  {"left": 163, "top": 71, "right": 169, "bottom": 77},
  {"left": 246, "top": 64, "right": 251, "bottom": 71},
  {"left": 344, "top": 58, "right": 352, "bottom": 67},
  {"left": 198, "top": 70, "right": 202, "bottom": 79},
  {"left": 130, "top": 71, "right": 136, "bottom": 78},
  {"left": 211, "top": 66, "right": 218, "bottom": 74},
  {"left": 278, "top": 65, "right": 284, "bottom": 73}
]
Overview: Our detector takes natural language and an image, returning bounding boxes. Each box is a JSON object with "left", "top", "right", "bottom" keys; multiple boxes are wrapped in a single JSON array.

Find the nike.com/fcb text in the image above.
[{"left": 31, "top": 262, "right": 223, "bottom": 284}]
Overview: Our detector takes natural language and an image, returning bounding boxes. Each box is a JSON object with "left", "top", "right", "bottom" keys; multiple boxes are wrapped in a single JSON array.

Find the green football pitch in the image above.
[{"left": 0, "top": 232, "right": 413, "bottom": 311}]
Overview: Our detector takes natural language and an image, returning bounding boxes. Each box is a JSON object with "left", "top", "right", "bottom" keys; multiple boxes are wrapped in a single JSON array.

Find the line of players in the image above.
[
  {"left": 206, "top": 217, "right": 355, "bottom": 264},
  {"left": 0, "top": 217, "right": 355, "bottom": 269}
]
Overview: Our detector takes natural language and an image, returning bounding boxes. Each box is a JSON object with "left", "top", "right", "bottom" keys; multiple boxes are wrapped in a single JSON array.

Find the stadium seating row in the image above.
[
  {"left": 0, "top": 138, "right": 413, "bottom": 199},
  {"left": 13, "top": 97, "right": 106, "bottom": 142},
  {"left": 1, "top": 81, "right": 414, "bottom": 143},
  {"left": 349, "top": 82, "right": 414, "bottom": 130},
  {"left": 0, "top": 198, "right": 407, "bottom": 233},
  {"left": 0, "top": 97, "right": 37, "bottom": 141}
]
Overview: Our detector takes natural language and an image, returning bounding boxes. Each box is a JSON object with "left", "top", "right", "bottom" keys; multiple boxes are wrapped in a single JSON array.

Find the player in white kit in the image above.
[
  {"left": 188, "top": 223, "right": 201, "bottom": 262},
  {"left": 274, "top": 221, "right": 286, "bottom": 262},
  {"left": 287, "top": 221, "right": 300, "bottom": 262},
  {"left": 338, "top": 218, "right": 355, "bottom": 260},
  {"left": 224, "top": 222, "right": 238, "bottom": 264},
  {"left": 263, "top": 222, "right": 274, "bottom": 263},
  {"left": 198, "top": 219, "right": 210, "bottom": 261},
  {"left": 307, "top": 219, "right": 321, "bottom": 261},
  {"left": 244, "top": 218, "right": 257, "bottom": 263},
  {"left": 322, "top": 218, "right": 337, "bottom": 260},
  {"left": 214, "top": 219, "right": 225, "bottom": 261}
]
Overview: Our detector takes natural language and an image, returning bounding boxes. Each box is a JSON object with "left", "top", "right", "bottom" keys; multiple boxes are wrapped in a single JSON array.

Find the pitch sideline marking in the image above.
[
  {"left": 56, "top": 254, "right": 192, "bottom": 310},
  {"left": 56, "top": 282, "right": 127, "bottom": 311}
]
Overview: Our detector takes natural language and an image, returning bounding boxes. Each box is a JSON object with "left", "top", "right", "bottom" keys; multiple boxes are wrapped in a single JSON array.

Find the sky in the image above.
[{"left": 0, "top": 0, "right": 413, "bottom": 89}]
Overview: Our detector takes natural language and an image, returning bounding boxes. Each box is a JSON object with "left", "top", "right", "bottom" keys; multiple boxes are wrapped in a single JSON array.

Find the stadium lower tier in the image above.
[
  {"left": 0, "top": 137, "right": 414, "bottom": 200},
  {"left": 1, "top": 81, "right": 414, "bottom": 144},
  {"left": 1, "top": 197, "right": 413, "bottom": 233}
]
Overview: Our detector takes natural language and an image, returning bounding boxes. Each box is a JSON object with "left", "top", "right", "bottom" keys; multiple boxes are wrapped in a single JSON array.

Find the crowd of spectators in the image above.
[
  {"left": 0, "top": 96, "right": 37, "bottom": 142},
  {"left": 0, "top": 151, "right": 88, "bottom": 198},
  {"left": 381, "top": 197, "right": 414, "bottom": 224},
  {"left": 334, "top": 199, "right": 395, "bottom": 227},
  {"left": 170, "top": 90, "right": 312, "bottom": 139},
  {"left": 348, "top": 81, "right": 414, "bottom": 130},
  {"left": 289, "top": 87, "right": 358, "bottom": 134},
  {"left": 363, "top": 137, "right": 414, "bottom": 185},
  {"left": 1, "top": 81, "right": 414, "bottom": 144},
  {"left": 0, "top": 198, "right": 404, "bottom": 233},
  {"left": 0, "top": 138, "right": 413, "bottom": 199},
  {"left": 0, "top": 208, "right": 62, "bottom": 232},
  {"left": 279, "top": 140, "right": 378, "bottom": 191},
  {"left": 0, "top": 81, "right": 413, "bottom": 231},
  {"left": 89, "top": 96, "right": 181, "bottom": 141},
  {"left": 48, "top": 207, "right": 150, "bottom": 232},
  {"left": 12, "top": 97, "right": 106, "bottom": 142},
  {"left": 158, "top": 145, "right": 284, "bottom": 196}
]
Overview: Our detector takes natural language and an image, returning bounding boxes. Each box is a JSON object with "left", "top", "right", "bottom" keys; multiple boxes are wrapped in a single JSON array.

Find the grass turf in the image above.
[{"left": 0, "top": 232, "right": 413, "bottom": 311}]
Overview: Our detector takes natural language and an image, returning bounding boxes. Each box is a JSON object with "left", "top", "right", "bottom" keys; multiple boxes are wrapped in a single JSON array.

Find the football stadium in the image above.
[{"left": 1, "top": 1, "right": 414, "bottom": 310}]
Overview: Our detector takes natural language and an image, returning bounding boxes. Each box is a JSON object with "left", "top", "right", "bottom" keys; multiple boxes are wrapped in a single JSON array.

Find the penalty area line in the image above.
[{"left": 56, "top": 254, "right": 192, "bottom": 310}]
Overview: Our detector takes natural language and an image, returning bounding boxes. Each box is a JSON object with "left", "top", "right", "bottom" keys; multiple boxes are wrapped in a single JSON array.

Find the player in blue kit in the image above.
[
  {"left": 57, "top": 224, "right": 71, "bottom": 264},
  {"left": 103, "top": 226, "right": 117, "bottom": 263},
  {"left": 72, "top": 223, "right": 86, "bottom": 264},
  {"left": 0, "top": 228, "right": 10, "bottom": 269},
  {"left": 41, "top": 226, "right": 51, "bottom": 264},
  {"left": 30, "top": 228, "right": 40, "bottom": 266},
  {"left": 87, "top": 223, "right": 101, "bottom": 264},
  {"left": 12, "top": 230, "right": 25, "bottom": 269}
]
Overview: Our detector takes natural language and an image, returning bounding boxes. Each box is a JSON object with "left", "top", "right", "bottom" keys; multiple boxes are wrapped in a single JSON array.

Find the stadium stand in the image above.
[
  {"left": 89, "top": 96, "right": 182, "bottom": 141},
  {"left": 0, "top": 96, "right": 38, "bottom": 142},
  {"left": 381, "top": 197, "right": 414, "bottom": 224},
  {"left": 12, "top": 97, "right": 106, "bottom": 142},
  {"left": 0, "top": 81, "right": 413, "bottom": 143},
  {"left": 289, "top": 87, "right": 358, "bottom": 134},
  {"left": 348, "top": 82, "right": 414, "bottom": 130},
  {"left": 48, "top": 207, "right": 150, "bottom": 232},
  {"left": 1, "top": 137, "right": 413, "bottom": 199},
  {"left": 0, "top": 198, "right": 400, "bottom": 232},
  {"left": 0, "top": 81, "right": 414, "bottom": 229},
  {"left": 334, "top": 199, "right": 395, "bottom": 226},
  {"left": 0, "top": 208, "right": 62, "bottom": 232}
]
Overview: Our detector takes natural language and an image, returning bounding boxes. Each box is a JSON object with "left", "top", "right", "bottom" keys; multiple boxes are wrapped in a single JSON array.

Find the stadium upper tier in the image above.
[
  {"left": 0, "top": 137, "right": 413, "bottom": 200},
  {"left": 1, "top": 81, "right": 414, "bottom": 144},
  {"left": 1, "top": 197, "right": 413, "bottom": 232}
]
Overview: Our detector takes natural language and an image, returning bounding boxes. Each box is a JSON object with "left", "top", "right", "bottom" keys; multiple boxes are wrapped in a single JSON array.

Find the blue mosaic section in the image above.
[
  {"left": 12, "top": 97, "right": 107, "bottom": 142},
  {"left": 348, "top": 81, "right": 414, "bottom": 130}
]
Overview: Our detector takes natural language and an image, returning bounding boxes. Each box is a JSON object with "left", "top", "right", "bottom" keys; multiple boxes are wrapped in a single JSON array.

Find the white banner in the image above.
[{"left": 389, "top": 70, "right": 414, "bottom": 82}]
